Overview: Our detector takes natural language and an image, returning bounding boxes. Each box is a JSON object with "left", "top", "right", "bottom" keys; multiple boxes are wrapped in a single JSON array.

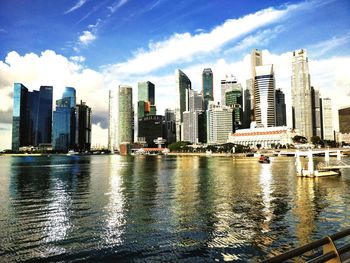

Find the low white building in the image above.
[{"left": 228, "top": 126, "right": 298, "bottom": 148}]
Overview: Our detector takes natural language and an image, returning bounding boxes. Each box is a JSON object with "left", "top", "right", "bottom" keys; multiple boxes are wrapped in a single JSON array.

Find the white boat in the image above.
[{"left": 67, "top": 150, "right": 79, "bottom": 155}]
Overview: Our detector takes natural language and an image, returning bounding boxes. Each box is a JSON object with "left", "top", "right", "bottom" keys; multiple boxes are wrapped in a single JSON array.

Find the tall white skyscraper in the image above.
[
  {"left": 108, "top": 89, "right": 118, "bottom": 152},
  {"left": 207, "top": 102, "right": 233, "bottom": 144},
  {"left": 182, "top": 90, "right": 203, "bottom": 143},
  {"left": 291, "top": 49, "right": 313, "bottom": 138},
  {"left": 320, "top": 97, "right": 333, "bottom": 140},
  {"left": 254, "top": 64, "right": 276, "bottom": 128}
]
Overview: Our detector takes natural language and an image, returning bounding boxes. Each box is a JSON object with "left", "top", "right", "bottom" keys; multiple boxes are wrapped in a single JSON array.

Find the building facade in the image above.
[
  {"left": 11, "top": 83, "right": 53, "bottom": 151},
  {"left": 311, "top": 87, "right": 321, "bottom": 137},
  {"left": 207, "top": 102, "right": 233, "bottom": 144},
  {"left": 320, "top": 97, "right": 333, "bottom": 141},
  {"left": 220, "top": 74, "right": 237, "bottom": 107},
  {"left": 275, "top": 89, "right": 286, "bottom": 126},
  {"left": 202, "top": 68, "right": 213, "bottom": 110},
  {"left": 138, "top": 115, "right": 164, "bottom": 147},
  {"left": 175, "top": 69, "right": 192, "bottom": 141},
  {"left": 118, "top": 85, "right": 133, "bottom": 145},
  {"left": 75, "top": 101, "right": 92, "bottom": 152},
  {"left": 254, "top": 65, "right": 276, "bottom": 128},
  {"left": 338, "top": 107, "right": 350, "bottom": 134},
  {"left": 164, "top": 108, "right": 176, "bottom": 144},
  {"left": 108, "top": 89, "right": 118, "bottom": 152},
  {"left": 291, "top": 49, "right": 313, "bottom": 138},
  {"left": 225, "top": 83, "right": 243, "bottom": 131}
]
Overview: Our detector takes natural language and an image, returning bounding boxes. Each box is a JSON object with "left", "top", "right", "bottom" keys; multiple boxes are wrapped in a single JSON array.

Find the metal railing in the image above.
[{"left": 262, "top": 228, "right": 350, "bottom": 263}]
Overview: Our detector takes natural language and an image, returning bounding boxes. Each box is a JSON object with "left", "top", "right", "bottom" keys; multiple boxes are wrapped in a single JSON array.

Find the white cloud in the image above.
[
  {"left": 308, "top": 33, "right": 350, "bottom": 57},
  {"left": 79, "top": 30, "right": 96, "bottom": 45},
  {"left": 70, "top": 55, "right": 86, "bottom": 63},
  {"left": 65, "top": 0, "right": 87, "bottom": 14},
  {"left": 108, "top": 0, "right": 129, "bottom": 13},
  {"left": 106, "top": 1, "right": 309, "bottom": 76}
]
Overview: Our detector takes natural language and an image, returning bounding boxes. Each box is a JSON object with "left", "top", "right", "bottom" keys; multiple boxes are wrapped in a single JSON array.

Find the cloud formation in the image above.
[
  {"left": 79, "top": 31, "right": 96, "bottom": 45},
  {"left": 65, "top": 0, "right": 87, "bottom": 14}
]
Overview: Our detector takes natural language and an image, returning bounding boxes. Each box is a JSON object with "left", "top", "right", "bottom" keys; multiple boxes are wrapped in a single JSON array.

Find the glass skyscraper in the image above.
[
  {"left": 138, "top": 81, "right": 155, "bottom": 105},
  {"left": 75, "top": 101, "right": 92, "bottom": 152},
  {"left": 175, "top": 69, "right": 191, "bottom": 141},
  {"left": 118, "top": 85, "right": 133, "bottom": 145},
  {"left": 52, "top": 87, "right": 76, "bottom": 152},
  {"left": 275, "top": 89, "right": 286, "bottom": 126},
  {"left": 202, "top": 68, "right": 213, "bottom": 110},
  {"left": 225, "top": 83, "right": 243, "bottom": 131},
  {"left": 11, "top": 83, "right": 53, "bottom": 151}
]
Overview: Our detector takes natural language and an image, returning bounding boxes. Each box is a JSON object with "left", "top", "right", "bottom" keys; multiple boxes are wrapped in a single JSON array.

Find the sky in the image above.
[{"left": 0, "top": 0, "right": 350, "bottom": 150}]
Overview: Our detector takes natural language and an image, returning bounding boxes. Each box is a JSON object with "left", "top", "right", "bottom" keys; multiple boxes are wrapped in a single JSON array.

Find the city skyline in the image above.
[{"left": 1, "top": 0, "right": 350, "bottom": 150}]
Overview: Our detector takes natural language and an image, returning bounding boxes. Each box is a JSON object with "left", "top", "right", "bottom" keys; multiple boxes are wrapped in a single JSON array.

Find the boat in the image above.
[
  {"left": 259, "top": 155, "right": 270, "bottom": 164},
  {"left": 67, "top": 150, "right": 79, "bottom": 155}
]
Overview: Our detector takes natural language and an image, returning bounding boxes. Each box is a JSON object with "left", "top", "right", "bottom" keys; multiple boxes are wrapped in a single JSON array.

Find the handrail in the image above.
[{"left": 262, "top": 228, "right": 350, "bottom": 263}]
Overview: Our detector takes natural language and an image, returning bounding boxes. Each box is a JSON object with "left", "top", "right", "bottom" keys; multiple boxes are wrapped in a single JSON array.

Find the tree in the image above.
[
  {"left": 311, "top": 136, "right": 323, "bottom": 147},
  {"left": 256, "top": 143, "right": 262, "bottom": 149},
  {"left": 168, "top": 141, "right": 191, "bottom": 152},
  {"left": 292, "top": 135, "right": 308, "bottom": 144}
]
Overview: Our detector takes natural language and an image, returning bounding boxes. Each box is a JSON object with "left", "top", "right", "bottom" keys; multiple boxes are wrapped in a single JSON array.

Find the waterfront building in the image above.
[
  {"left": 225, "top": 83, "right": 243, "bottom": 131},
  {"left": 338, "top": 107, "right": 350, "bottom": 133},
  {"left": 202, "top": 68, "right": 213, "bottom": 110},
  {"left": 11, "top": 83, "right": 53, "bottom": 151},
  {"left": 52, "top": 87, "right": 76, "bottom": 151},
  {"left": 75, "top": 100, "right": 91, "bottom": 152},
  {"left": 311, "top": 87, "right": 322, "bottom": 137},
  {"left": 291, "top": 49, "right": 313, "bottom": 138},
  {"left": 220, "top": 74, "right": 237, "bottom": 107},
  {"left": 275, "top": 89, "right": 286, "bottom": 126},
  {"left": 228, "top": 126, "right": 297, "bottom": 148},
  {"left": 207, "top": 102, "right": 233, "bottom": 144},
  {"left": 250, "top": 49, "right": 263, "bottom": 122},
  {"left": 138, "top": 81, "right": 155, "bottom": 105},
  {"left": 320, "top": 97, "right": 333, "bottom": 141},
  {"left": 164, "top": 108, "right": 176, "bottom": 144},
  {"left": 138, "top": 115, "right": 164, "bottom": 147},
  {"left": 254, "top": 65, "right": 276, "bottom": 128},
  {"left": 243, "top": 79, "right": 253, "bottom": 128},
  {"left": 118, "top": 85, "right": 133, "bottom": 145},
  {"left": 175, "top": 69, "right": 192, "bottom": 141},
  {"left": 108, "top": 89, "right": 118, "bottom": 152}
]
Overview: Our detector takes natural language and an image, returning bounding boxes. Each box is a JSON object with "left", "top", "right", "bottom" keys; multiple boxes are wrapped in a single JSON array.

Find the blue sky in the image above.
[{"left": 0, "top": 0, "right": 350, "bottom": 149}]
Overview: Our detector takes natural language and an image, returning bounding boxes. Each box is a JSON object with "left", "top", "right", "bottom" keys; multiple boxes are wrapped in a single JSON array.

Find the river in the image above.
[{"left": 0, "top": 155, "right": 349, "bottom": 262}]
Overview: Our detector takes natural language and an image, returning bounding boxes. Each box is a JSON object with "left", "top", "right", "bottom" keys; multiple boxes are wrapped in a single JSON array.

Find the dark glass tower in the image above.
[
  {"left": 202, "top": 68, "right": 213, "bottom": 110},
  {"left": 11, "top": 83, "right": 53, "bottom": 151},
  {"left": 75, "top": 101, "right": 92, "bottom": 152},
  {"left": 275, "top": 89, "right": 287, "bottom": 126}
]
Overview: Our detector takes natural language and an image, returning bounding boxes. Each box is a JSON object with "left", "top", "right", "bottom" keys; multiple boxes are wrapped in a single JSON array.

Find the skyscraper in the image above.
[
  {"left": 202, "top": 68, "right": 213, "bottom": 110},
  {"left": 250, "top": 49, "right": 263, "bottom": 123},
  {"left": 275, "top": 89, "right": 286, "bottom": 126},
  {"left": 175, "top": 69, "right": 191, "bottom": 141},
  {"left": 225, "top": 83, "right": 243, "bottom": 131},
  {"left": 52, "top": 87, "right": 76, "bottom": 152},
  {"left": 138, "top": 81, "right": 155, "bottom": 105},
  {"left": 108, "top": 89, "right": 118, "bottom": 152},
  {"left": 11, "top": 83, "right": 53, "bottom": 151},
  {"left": 164, "top": 109, "right": 176, "bottom": 144},
  {"left": 339, "top": 107, "right": 350, "bottom": 133},
  {"left": 320, "top": 97, "right": 333, "bottom": 141},
  {"left": 220, "top": 74, "right": 237, "bottom": 106},
  {"left": 118, "top": 85, "right": 133, "bottom": 145},
  {"left": 311, "top": 87, "right": 321, "bottom": 137},
  {"left": 254, "top": 65, "right": 276, "bottom": 128},
  {"left": 75, "top": 100, "right": 92, "bottom": 152},
  {"left": 291, "top": 49, "right": 313, "bottom": 138},
  {"left": 243, "top": 79, "right": 253, "bottom": 128}
]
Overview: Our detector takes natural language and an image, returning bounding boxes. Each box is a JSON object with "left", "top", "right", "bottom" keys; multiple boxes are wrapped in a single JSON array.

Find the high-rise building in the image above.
[
  {"left": 108, "top": 89, "right": 118, "bottom": 152},
  {"left": 291, "top": 49, "right": 313, "bottom": 138},
  {"left": 11, "top": 83, "right": 53, "bottom": 151},
  {"left": 75, "top": 100, "right": 91, "bottom": 152},
  {"left": 225, "top": 83, "right": 243, "bottom": 131},
  {"left": 188, "top": 90, "right": 203, "bottom": 112},
  {"left": 320, "top": 98, "right": 333, "bottom": 141},
  {"left": 254, "top": 65, "right": 276, "bottom": 128},
  {"left": 311, "top": 87, "right": 321, "bottom": 137},
  {"left": 52, "top": 87, "right": 76, "bottom": 152},
  {"left": 339, "top": 107, "right": 350, "bottom": 133},
  {"left": 138, "top": 81, "right": 155, "bottom": 105},
  {"left": 220, "top": 74, "right": 237, "bottom": 107},
  {"left": 243, "top": 79, "right": 254, "bottom": 128},
  {"left": 202, "top": 68, "right": 213, "bottom": 110},
  {"left": 251, "top": 49, "right": 263, "bottom": 75},
  {"left": 164, "top": 109, "right": 176, "bottom": 144},
  {"left": 175, "top": 69, "right": 191, "bottom": 141},
  {"left": 138, "top": 115, "right": 165, "bottom": 147},
  {"left": 275, "top": 89, "right": 286, "bottom": 126},
  {"left": 118, "top": 85, "right": 133, "bottom": 145},
  {"left": 207, "top": 102, "right": 234, "bottom": 144}
]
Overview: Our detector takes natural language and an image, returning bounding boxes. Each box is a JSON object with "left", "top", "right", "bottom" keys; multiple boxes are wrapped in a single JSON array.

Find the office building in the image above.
[
  {"left": 175, "top": 69, "right": 192, "bottom": 141},
  {"left": 118, "top": 85, "right": 133, "bottom": 145},
  {"left": 108, "top": 89, "right": 118, "bottom": 152},
  {"left": 275, "top": 89, "right": 286, "bottom": 126},
  {"left": 52, "top": 87, "right": 76, "bottom": 151},
  {"left": 75, "top": 100, "right": 91, "bottom": 152},
  {"left": 291, "top": 49, "right": 313, "bottom": 138},
  {"left": 320, "top": 98, "right": 333, "bottom": 141},
  {"left": 137, "top": 81, "right": 156, "bottom": 118},
  {"left": 202, "top": 68, "right": 213, "bottom": 110},
  {"left": 220, "top": 74, "right": 236, "bottom": 106},
  {"left": 138, "top": 115, "right": 164, "bottom": 147},
  {"left": 339, "top": 107, "right": 350, "bottom": 133},
  {"left": 164, "top": 109, "right": 176, "bottom": 144},
  {"left": 243, "top": 79, "right": 253, "bottom": 128},
  {"left": 207, "top": 102, "right": 234, "bottom": 144},
  {"left": 311, "top": 87, "right": 321, "bottom": 137},
  {"left": 254, "top": 65, "right": 276, "bottom": 128},
  {"left": 11, "top": 83, "right": 53, "bottom": 151},
  {"left": 225, "top": 83, "right": 243, "bottom": 131}
]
